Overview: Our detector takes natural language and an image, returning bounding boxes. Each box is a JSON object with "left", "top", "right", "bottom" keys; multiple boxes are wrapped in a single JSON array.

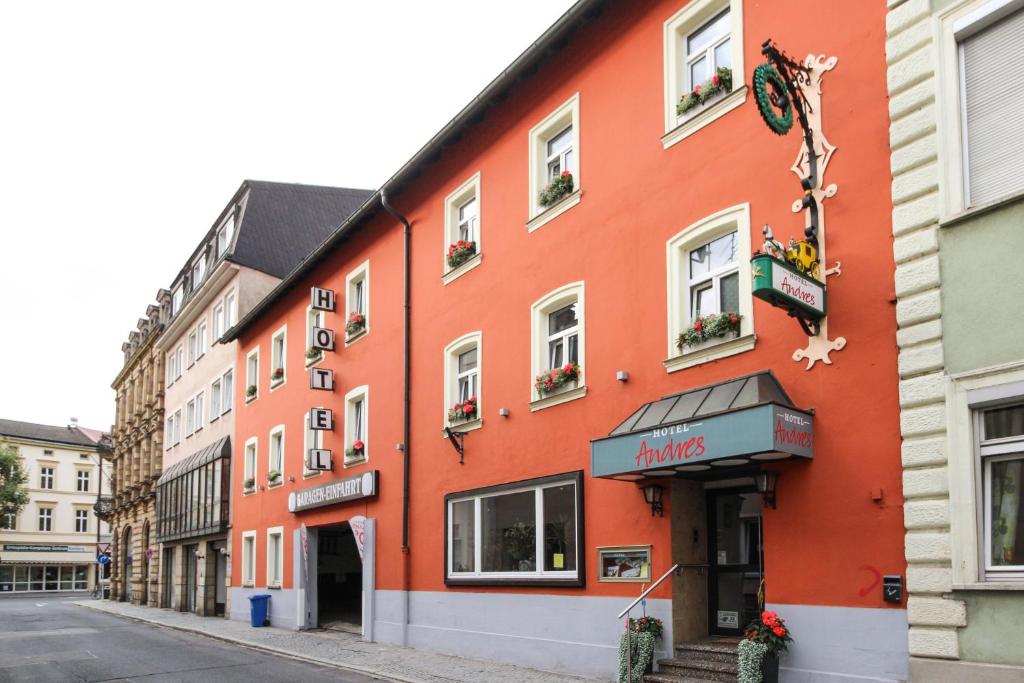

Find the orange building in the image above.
[{"left": 223, "top": 1, "right": 907, "bottom": 680}]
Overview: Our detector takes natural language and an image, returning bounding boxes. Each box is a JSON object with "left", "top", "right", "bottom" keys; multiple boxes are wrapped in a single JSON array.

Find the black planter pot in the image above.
[{"left": 762, "top": 653, "right": 780, "bottom": 683}]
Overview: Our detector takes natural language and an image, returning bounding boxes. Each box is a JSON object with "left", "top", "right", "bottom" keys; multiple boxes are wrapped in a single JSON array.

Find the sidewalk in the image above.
[{"left": 75, "top": 599, "right": 606, "bottom": 683}]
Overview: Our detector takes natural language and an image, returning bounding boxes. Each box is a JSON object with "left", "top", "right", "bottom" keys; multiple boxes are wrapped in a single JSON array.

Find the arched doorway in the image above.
[
  {"left": 140, "top": 521, "right": 150, "bottom": 605},
  {"left": 121, "top": 526, "right": 132, "bottom": 602}
]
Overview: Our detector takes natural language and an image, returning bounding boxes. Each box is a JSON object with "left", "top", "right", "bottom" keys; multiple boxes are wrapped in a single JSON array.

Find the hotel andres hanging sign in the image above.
[
  {"left": 288, "top": 471, "right": 379, "bottom": 513},
  {"left": 751, "top": 254, "right": 826, "bottom": 321},
  {"left": 307, "top": 286, "right": 337, "bottom": 471}
]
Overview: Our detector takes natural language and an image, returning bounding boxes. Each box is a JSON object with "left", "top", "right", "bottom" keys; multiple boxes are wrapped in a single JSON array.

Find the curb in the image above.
[{"left": 74, "top": 601, "right": 425, "bottom": 683}]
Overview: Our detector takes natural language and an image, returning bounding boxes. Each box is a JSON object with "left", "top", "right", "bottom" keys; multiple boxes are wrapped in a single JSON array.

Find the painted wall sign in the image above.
[
  {"left": 288, "top": 471, "right": 379, "bottom": 513},
  {"left": 311, "top": 287, "right": 336, "bottom": 312},
  {"left": 590, "top": 404, "right": 813, "bottom": 477},
  {"left": 309, "top": 407, "right": 334, "bottom": 430},
  {"left": 3, "top": 544, "right": 88, "bottom": 553},
  {"left": 349, "top": 515, "right": 367, "bottom": 560},
  {"left": 751, "top": 255, "right": 826, "bottom": 320},
  {"left": 310, "top": 368, "right": 334, "bottom": 392},
  {"left": 312, "top": 326, "right": 335, "bottom": 351},
  {"left": 306, "top": 448, "right": 333, "bottom": 471}
]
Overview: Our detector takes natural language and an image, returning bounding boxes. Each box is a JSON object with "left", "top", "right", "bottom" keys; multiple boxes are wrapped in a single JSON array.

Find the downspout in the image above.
[{"left": 380, "top": 189, "right": 411, "bottom": 646}]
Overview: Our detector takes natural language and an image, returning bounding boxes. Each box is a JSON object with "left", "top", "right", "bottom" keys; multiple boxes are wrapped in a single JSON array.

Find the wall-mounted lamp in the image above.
[
  {"left": 641, "top": 483, "right": 664, "bottom": 517},
  {"left": 498, "top": 407, "right": 510, "bottom": 417},
  {"left": 616, "top": 371, "right": 629, "bottom": 382},
  {"left": 756, "top": 471, "right": 778, "bottom": 510}
]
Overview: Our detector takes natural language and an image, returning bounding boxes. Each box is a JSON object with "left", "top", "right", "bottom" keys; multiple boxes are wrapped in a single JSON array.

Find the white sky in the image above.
[{"left": 0, "top": 1, "right": 574, "bottom": 433}]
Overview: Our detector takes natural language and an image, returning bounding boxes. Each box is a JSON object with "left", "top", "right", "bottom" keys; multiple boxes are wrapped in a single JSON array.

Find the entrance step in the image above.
[
  {"left": 642, "top": 675, "right": 725, "bottom": 683},
  {"left": 643, "top": 637, "right": 740, "bottom": 683}
]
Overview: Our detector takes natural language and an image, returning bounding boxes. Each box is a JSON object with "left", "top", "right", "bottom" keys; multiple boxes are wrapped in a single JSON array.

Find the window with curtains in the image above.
[
  {"left": 980, "top": 402, "right": 1024, "bottom": 579},
  {"left": 688, "top": 231, "right": 739, "bottom": 321}
]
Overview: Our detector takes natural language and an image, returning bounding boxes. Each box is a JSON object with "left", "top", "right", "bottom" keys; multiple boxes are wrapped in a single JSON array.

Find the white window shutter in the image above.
[{"left": 962, "top": 9, "right": 1024, "bottom": 207}]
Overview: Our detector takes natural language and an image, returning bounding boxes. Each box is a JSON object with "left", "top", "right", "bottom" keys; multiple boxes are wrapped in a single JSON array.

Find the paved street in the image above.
[{"left": 0, "top": 596, "right": 382, "bottom": 682}]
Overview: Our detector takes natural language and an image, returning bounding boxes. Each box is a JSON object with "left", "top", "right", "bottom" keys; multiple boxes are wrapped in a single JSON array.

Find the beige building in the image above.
[
  {"left": 0, "top": 419, "right": 110, "bottom": 594},
  {"left": 107, "top": 299, "right": 165, "bottom": 605},
  {"left": 149, "top": 180, "right": 370, "bottom": 616}
]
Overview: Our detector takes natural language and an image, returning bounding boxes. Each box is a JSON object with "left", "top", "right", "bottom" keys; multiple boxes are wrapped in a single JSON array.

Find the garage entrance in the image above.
[{"left": 316, "top": 524, "right": 362, "bottom": 630}]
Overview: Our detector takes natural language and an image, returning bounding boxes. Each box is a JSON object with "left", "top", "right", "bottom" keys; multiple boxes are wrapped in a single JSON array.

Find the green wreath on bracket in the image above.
[{"left": 753, "top": 62, "right": 794, "bottom": 135}]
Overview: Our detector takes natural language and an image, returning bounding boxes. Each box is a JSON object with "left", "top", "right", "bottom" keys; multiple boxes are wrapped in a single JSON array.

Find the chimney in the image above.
[{"left": 69, "top": 417, "right": 79, "bottom": 430}]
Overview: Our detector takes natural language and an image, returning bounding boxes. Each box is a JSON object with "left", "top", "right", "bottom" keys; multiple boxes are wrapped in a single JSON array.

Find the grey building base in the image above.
[
  {"left": 910, "top": 657, "right": 1024, "bottom": 683},
  {"left": 229, "top": 586, "right": 300, "bottom": 631},
  {"left": 766, "top": 603, "right": 909, "bottom": 682}
]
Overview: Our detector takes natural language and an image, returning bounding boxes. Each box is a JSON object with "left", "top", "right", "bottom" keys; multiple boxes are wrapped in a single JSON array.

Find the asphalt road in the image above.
[{"left": 0, "top": 596, "right": 384, "bottom": 682}]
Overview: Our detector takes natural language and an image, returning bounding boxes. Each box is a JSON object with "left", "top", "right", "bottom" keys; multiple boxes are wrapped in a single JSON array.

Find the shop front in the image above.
[
  {"left": 591, "top": 371, "right": 812, "bottom": 646},
  {"left": 0, "top": 544, "right": 95, "bottom": 593}
]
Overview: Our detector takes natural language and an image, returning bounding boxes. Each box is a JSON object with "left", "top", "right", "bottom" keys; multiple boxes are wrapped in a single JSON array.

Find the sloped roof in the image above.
[
  {"left": 156, "top": 436, "right": 230, "bottom": 486},
  {"left": 0, "top": 419, "right": 104, "bottom": 449}
]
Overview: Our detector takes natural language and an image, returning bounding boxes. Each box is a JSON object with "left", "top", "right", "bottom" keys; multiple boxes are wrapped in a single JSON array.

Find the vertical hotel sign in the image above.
[{"left": 308, "top": 286, "right": 336, "bottom": 471}]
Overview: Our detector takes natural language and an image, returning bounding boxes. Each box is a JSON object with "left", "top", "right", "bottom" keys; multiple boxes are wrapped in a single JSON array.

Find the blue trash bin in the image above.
[{"left": 248, "top": 594, "right": 271, "bottom": 627}]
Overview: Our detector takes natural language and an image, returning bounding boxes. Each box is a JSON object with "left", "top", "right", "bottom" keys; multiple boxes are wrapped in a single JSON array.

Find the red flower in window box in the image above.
[
  {"left": 271, "top": 367, "right": 284, "bottom": 382},
  {"left": 345, "top": 312, "right": 366, "bottom": 338},
  {"left": 448, "top": 396, "right": 478, "bottom": 423},
  {"left": 345, "top": 439, "right": 365, "bottom": 459},
  {"left": 447, "top": 240, "right": 477, "bottom": 269},
  {"left": 538, "top": 172, "right": 574, "bottom": 207},
  {"left": 535, "top": 362, "right": 580, "bottom": 396}
]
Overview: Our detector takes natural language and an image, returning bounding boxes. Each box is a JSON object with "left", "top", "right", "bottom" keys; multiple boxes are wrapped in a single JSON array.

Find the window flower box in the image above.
[
  {"left": 677, "top": 67, "right": 733, "bottom": 117},
  {"left": 538, "top": 171, "right": 574, "bottom": 207},
  {"left": 245, "top": 384, "right": 257, "bottom": 400},
  {"left": 267, "top": 470, "right": 281, "bottom": 485},
  {"left": 243, "top": 477, "right": 255, "bottom": 492},
  {"left": 345, "top": 313, "right": 366, "bottom": 339},
  {"left": 448, "top": 396, "right": 478, "bottom": 423},
  {"left": 345, "top": 439, "right": 365, "bottom": 460},
  {"left": 305, "top": 348, "right": 321, "bottom": 360},
  {"left": 535, "top": 362, "right": 581, "bottom": 396},
  {"left": 677, "top": 312, "right": 742, "bottom": 349},
  {"left": 447, "top": 240, "right": 477, "bottom": 270},
  {"left": 271, "top": 367, "right": 284, "bottom": 383}
]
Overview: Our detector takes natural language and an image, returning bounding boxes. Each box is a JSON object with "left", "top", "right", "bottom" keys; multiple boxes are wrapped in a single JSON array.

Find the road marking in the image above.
[{"left": 0, "top": 627, "right": 99, "bottom": 640}]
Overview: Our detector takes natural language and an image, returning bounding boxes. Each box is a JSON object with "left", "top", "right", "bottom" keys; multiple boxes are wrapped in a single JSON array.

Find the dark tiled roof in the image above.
[
  {"left": 229, "top": 181, "right": 373, "bottom": 279},
  {"left": 0, "top": 419, "right": 105, "bottom": 449}
]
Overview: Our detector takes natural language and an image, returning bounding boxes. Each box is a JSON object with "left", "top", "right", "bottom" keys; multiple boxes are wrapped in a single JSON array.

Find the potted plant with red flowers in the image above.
[
  {"left": 538, "top": 170, "right": 574, "bottom": 207},
  {"left": 677, "top": 311, "right": 742, "bottom": 349},
  {"left": 738, "top": 610, "right": 793, "bottom": 683},
  {"left": 535, "top": 362, "right": 581, "bottom": 397},
  {"left": 271, "top": 367, "right": 284, "bottom": 383},
  {"left": 345, "top": 312, "right": 366, "bottom": 339},
  {"left": 447, "top": 240, "right": 477, "bottom": 269},
  {"left": 617, "top": 616, "right": 663, "bottom": 681},
  {"left": 677, "top": 66, "right": 733, "bottom": 116},
  {"left": 246, "top": 384, "right": 257, "bottom": 400},
  {"left": 448, "top": 396, "right": 478, "bottom": 423},
  {"left": 345, "top": 439, "right": 365, "bottom": 460}
]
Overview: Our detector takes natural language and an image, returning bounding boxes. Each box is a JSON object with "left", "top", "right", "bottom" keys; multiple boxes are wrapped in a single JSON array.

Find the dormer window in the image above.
[
  {"left": 217, "top": 211, "right": 236, "bottom": 258},
  {"left": 192, "top": 254, "right": 206, "bottom": 289},
  {"left": 171, "top": 285, "right": 184, "bottom": 316}
]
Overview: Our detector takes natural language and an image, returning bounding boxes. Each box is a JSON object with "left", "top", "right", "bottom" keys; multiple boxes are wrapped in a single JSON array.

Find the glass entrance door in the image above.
[{"left": 707, "top": 489, "right": 762, "bottom": 636}]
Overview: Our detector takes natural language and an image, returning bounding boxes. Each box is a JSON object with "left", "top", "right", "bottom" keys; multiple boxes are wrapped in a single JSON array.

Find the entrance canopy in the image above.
[{"left": 591, "top": 371, "right": 813, "bottom": 481}]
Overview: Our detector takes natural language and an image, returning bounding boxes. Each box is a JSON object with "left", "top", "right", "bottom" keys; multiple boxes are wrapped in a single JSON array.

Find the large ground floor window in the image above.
[
  {"left": 0, "top": 564, "right": 89, "bottom": 592},
  {"left": 445, "top": 471, "right": 584, "bottom": 586}
]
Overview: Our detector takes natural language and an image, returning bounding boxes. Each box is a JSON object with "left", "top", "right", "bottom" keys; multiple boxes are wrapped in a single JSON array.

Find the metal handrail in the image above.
[{"left": 616, "top": 563, "right": 679, "bottom": 619}]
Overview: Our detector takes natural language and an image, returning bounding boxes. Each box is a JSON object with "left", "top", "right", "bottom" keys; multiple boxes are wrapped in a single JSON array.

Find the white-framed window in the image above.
[
  {"left": 444, "top": 332, "right": 482, "bottom": 429},
  {"left": 270, "top": 326, "right": 286, "bottom": 386},
  {"left": 192, "top": 255, "right": 206, "bottom": 289},
  {"left": 306, "top": 306, "right": 324, "bottom": 363},
  {"left": 166, "top": 350, "right": 177, "bottom": 386},
  {"left": 267, "top": 527, "right": 284, "bottom": 588},
  {"left": 241, "top": 531, "right": 256, "bottom": 586},
  {"left": 1, "top": 512, "right": 15, "bottom": 530},
  {"left": 187, "top": 330, "right": 197, "bottom": 367},
  {"left": 224, "top": 291, "right": 237, "bottom": 329},
  {"left": 171, "top": 285, "right": 183, "bottom": 316},
  {"left": 194, "top": 391, "right": 204, "bottom": 432},
  {"left": 171, "top": 409, "right": 182, "bottom": 445},
  {"left": 185, "top": 398, "right": 196, "bottom": 437},
  {"left": 210, "top": 378, "right": 222, "bottom": 420},
  {"left": 217, "top": 211, "right": 236, "bottom": 258},
  {"left": 979, "top": 402, "right": 1024, "bottom": 580},
  {"left": 662, "top": 0, "right": 745, "bottom": 145},
  {"left": 527, "top": 94, "right": 581, "bottom": 228},
  {"left": 40, "top": 466, "right": 54, "bottom": 490},
  {"left": 304, "top": 410, "right": 325, "bottom": 476},
  {"left": 76, "top": 469, "right": 89, "bottom": 492},
  {"left": 175, "top": 346, "right": 183, "bottom": 380},
  {"left": 344, "top": 385, "right": 369, "bottom": 464},
  {"left": 38, "top": 506, "right": 53, "bottom": 532},
  {"left": 443, "top": 173, "right": 482, "bottom": 280},
  {"left": 268, "top": 425, "right": 284, "bottom": 482},
  {"left": 446, "top": 472, "right": 582, "bottom": 584},
  {"left": 213, "top": 303, "right": 224, "bottom": 340},
  {"left": 197, "top": 319, "right": 208, "bottom": 358},
  {"left": 345, "top": 261, "right": 369, "bottom": 342},
  {"left": 665, "top": 203, "right": 754, "bottom": 368},
  {"left": 530, "top": 282, "right": 586, "bottom": 405},
  {"left": 246, "top": 348, "right": 259, "bottom": 402},
  {"left": 222, "top": 369, "right": 234, "bottom": 413},
  {"left": 243, "top": 437, "right": 258, "bottom": 490},
  {"left": 74, "top": 509, "right": 89, "bottom": 533}
]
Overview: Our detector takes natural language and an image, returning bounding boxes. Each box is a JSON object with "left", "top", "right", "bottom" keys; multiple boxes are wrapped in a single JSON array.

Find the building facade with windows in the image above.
[
  {"left": 0, "top": 419, "right": 110, "bottom": 594},
  {"left": 146, "top": 180, "right": 372, "bottom": 618},
  {"left": 223, "top": 2, "right": 910, "bottom": 680},
  {"left": 107, "top": 298, "right": 165, "bottom": 605},
  {"left": 886, "top": 0, "right": 1024, "bottom": 679}
]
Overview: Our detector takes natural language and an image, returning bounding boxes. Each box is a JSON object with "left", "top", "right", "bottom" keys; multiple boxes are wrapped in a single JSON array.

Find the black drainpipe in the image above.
[{"left": 380, "top": 190, "right": 411, "bottom": 551}]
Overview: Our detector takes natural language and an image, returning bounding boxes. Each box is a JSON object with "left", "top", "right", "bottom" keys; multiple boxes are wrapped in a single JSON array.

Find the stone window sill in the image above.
[
  {"left": 530, "top": 385, "right": 587, "bottom": 412},
  {"left": 305, "top": 354, "right": 323, "bottom": 369},
  {"left": 953, "top": 582, "right": 1024, "bottom": 591},
  {"left": 662, "top": 86, "right": 748, "bottom": 150},
  {"left": 940, "top": 189, "right": 1024, "bottom": 228},
  {"left": 345, "top": 328, "right": 367, "bottom": 347},
  {"left": 269, "top": 378, "right": 285, "bottom": 391},
  {"left": 526, "top": 190, "right": 582, "bottom": 233},
  {"left": 663, "top": 333, "right": 756, "bottom": 373},
  {"left": 447, "top": 418, "right": 483, "bottom": 433},
  {"left": 443, "top": 253, "right": 483, "bottom": 285},
  {"left": 344, "top": 455, "right": 368, "bottom": 468}
]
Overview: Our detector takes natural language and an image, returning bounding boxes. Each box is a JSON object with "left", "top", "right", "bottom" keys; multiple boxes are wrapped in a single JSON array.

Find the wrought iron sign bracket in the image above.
[{"left": 444, "top": 426, "right": 465, "bottom": 465}]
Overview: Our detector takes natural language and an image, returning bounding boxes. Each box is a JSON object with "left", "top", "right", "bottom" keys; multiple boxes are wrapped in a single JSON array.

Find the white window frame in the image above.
[
  {"left": 344, "top": 385, "right": 369, "bottom": 466},
  {"left": 267, "top": 526, "right": 284, "bottom": 588},
  {"left": 270, "top": 325, "right": 287, "bottom": 388},
  {"left": 527, "top": 93, "right": 581, "bottom": 230},
  {"left": 221, "top": 368, "right": 234, "bottom": 414},
  {"left": 530, "top": 282, "right": 586, "bottom": 409},
  {"left": 197, "top": 319, "right": 208, "bottom": 358},
  {"left": 171, "top": 285, "right": 183, "bottom": 316},
  {"left": 442, "top": 173, "right": 483, "bottom": 282},
  {"left": 936, "top": 0, "right": 1024, "bottom": 217},
  {"left": 345, "top": 260, "right": 370, "bottom": 344},
  {"left": 185, "top": 398, "right": 196, "bottom": 437},
  {"left": 665, "top": 203, "right": 754, "bottom": 372},
  {"left": 39, "top": 466, "right": 54, "bottom": 490},
  {"left": 192, "top": 255, "right": 206, "bottom": 289},
  {"left": 246, "top": 348, "right": 260, "bottom": 402},
  {"left": 210, "top": 377, "right": 222, "bottom": 420},
  {"left": 662, "top": 0, "right": 746, "bottom": 148},
  {"left": 76, "top": 469, "right": 90, "bottom": 492},
  {"left": 217, "top": 211, "right": 236, "bottom": 258},
  {"left": 1, "top": 512, "right": 15, "bottom": 530},
  {"left": 305, "top": 305, "right": 324, "bottom": 365},
  {"left": 243, "top": 437, "right": 258, "bottom": 491},
  {"left": 38, "top": 506, "right": 53, "bottom": 532},
  {"left": 213, "top": 303, "right": 224, "bottom": 341},
  {"left": 224, "top": 291, "right": 237, "bottom": 329},
  {"left": 166, "top": 350, "right": 176, "bottom": 386},
  {"left": 304, "top": 409, "right": 325, "bottom": 477},
  {"left": 194, "top": 390, "right": 204, "bottom": 433},
  {"left": 175, "top": 346, "right": 184, "bottom": 380},
  {"left": 74, "top": 508, "right": 89, "bottom": 533},
  {"left": 268, "top": 425, "right": 285, "bottom": 484},
  {"left": 444, "top": 332, "right": 483, "bottom": 431},
  {"left": 446, "top": 474, "right": 582, "bottom": 583},
  {"left": 241, "top": 530, "right": 256, "bottom": 586},
  {"left": 187, "top": 331, "right": 197, "bottom": 368}
]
